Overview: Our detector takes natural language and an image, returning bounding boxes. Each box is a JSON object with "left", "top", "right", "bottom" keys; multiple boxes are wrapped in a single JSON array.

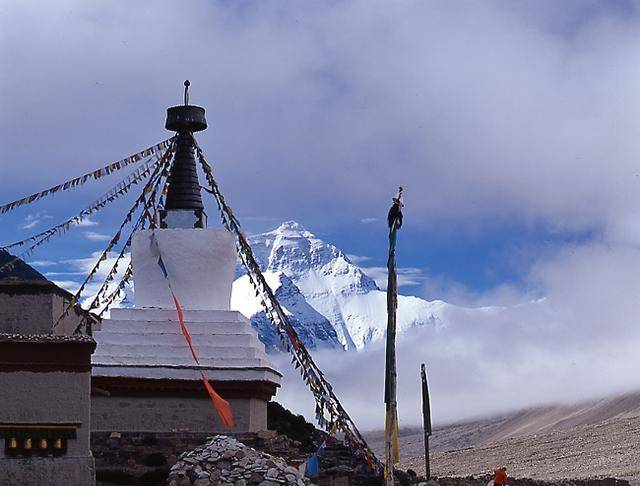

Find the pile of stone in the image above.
[{"left": 167, "top": 435, "right": 312, "bottom": 486}]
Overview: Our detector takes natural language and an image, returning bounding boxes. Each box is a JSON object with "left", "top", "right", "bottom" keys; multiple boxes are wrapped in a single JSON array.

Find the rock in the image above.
[
  {"left": 257, "top": 430, "right": 277, "bottom": 440},
  {"left": 251, "top": 472, "right": 264, "bottom": 484},
  {"left": 167, "top": 435, "right": 311, "bottom": 486}
]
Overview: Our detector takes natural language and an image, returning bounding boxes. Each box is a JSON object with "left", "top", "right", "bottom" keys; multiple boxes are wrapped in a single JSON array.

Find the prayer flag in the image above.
[{"left": 201, "top": 372, "right": 235, "bottom": 429}]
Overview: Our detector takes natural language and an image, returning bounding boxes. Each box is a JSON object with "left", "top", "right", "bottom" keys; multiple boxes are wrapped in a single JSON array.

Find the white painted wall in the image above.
[{"left": 132, "top": 229, "right": 236, "bottom": 310}]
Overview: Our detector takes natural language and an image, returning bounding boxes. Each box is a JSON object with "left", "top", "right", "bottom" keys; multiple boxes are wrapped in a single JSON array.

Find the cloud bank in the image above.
[
  {"left": 4, "top": 0, "right": 640, "bottom": 432},
  {"left": 275, "top": 238, "right": 640, "bottom": 429},
  {"left": 3, "top": 1, "right": 640, "bottom": 236}
]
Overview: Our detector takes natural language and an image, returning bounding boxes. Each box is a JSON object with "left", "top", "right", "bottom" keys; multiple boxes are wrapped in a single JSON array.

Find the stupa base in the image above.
[
  {"left": 91, "top": 308, "right": 281, "bottom": 434},
  {"left": 91, "top": 376, "right": 277, "bottom": 433}
]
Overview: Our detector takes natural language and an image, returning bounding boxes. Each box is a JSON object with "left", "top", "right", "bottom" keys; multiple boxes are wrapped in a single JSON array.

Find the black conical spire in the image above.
[
  {"left": 164, "top": 131, "right": 204, "bottom": 211},
  {"left": 161, "top": 80, "right": 208, "bottom": 229}
]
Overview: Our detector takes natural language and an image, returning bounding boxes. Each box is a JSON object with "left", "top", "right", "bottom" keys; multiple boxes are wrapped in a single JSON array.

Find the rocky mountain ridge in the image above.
[{"left": 233, "top": 221, "right": 452, "bottom": 351}]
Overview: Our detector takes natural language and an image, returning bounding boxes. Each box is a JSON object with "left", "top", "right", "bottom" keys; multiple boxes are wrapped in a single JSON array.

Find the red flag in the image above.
[{"left": 201, "top": 372, "right": 235, "bottom": 428}]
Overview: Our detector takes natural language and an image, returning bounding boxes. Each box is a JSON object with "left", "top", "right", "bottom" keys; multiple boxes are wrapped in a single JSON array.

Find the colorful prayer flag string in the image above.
[
  {"left": 194, "top": 140, "right": 380, "bottom": 471},
  {"left": 82, "top": 169, "right": 169, "bottom": 325},
  {"left": 0, "top": 156, "right": 163, "bottom": 275},
  {"left": 0, "top": 138, "right": 174, "bottom": 215},
  {"left": 52, "top": 144, "right": 175, "bottom": 330}
]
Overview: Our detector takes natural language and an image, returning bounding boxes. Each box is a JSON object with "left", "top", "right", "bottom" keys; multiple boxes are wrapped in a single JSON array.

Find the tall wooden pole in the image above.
[
  {"left": 385, "top": 187, "right": 403, "bottom": 486},
  {"left": 420, "top": 363, "right": 432, "bottom": 480}
]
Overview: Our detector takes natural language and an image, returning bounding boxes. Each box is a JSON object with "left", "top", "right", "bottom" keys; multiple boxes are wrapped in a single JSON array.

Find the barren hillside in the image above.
[{"left": 365, "top": 392, "right": 640, "bottom": 484}]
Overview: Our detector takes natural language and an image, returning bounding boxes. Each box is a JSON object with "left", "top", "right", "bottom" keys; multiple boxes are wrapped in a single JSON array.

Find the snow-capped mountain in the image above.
[
  {"left": 232, "top": 272, "right": 343, "bottom": 352},
  {"left": 233, "top": 221, "right": 450, "bottom": 350},
  {"left": 91, "top": 221, "right": 454, "bottom": 351}
]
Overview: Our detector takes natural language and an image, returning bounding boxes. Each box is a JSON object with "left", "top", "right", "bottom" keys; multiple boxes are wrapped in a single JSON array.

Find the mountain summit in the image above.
[
  {"left": 232, "top": 221, "right": 448, "bottom": 350},
  {"left": 89, "top": 221, "right": 451, "bottom": 352}
]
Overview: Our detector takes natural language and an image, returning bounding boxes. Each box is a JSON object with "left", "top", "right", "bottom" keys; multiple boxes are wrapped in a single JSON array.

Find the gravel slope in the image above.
[
  {"left": 364, "top": 392, "right": 640, "bottom": 484},
  {"left": 401, "top": 415, "right": 640, "bottom": 484}
]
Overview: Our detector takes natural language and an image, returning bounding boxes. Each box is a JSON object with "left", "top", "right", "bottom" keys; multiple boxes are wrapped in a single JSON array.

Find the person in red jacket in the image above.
[{"left": 493, "top": 467, "right": 508, "bottom": 486}]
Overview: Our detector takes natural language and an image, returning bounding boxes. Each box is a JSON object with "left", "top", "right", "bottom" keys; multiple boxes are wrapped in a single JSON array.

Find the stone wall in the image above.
[
  {"left": 92, "top": 396, "right": 267, "bottom": 433},
  {"left": 0, "top": 335, "right": 96, "bottom": 486},
  {"left": 0, "top": 371, "right": 92, "bottom": 456},
  {"left": 0, "top": 287, "right": 84, "bottom": 335},
  {"left": 0, "top": 292, "right": 53, "bottom": 334}
]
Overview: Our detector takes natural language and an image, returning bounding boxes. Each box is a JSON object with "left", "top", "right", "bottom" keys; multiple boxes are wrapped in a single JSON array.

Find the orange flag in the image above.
[
  {"left": 172, "top": 293, "right": 199, "bottom": 364},
  {"left": 201, "top": 372, "right": 235, "bottom": 428},
  {"left": 171, "top": 292, "right": 234, "bottom": 428}
]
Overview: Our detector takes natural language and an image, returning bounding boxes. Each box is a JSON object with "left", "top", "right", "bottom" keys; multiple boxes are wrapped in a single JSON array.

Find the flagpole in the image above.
[
  {"left": 420, "top": 363, "right": 432, "bottom": 480},
  {"left": 385, "top": 187, "right": 403, "bottom": 486}
]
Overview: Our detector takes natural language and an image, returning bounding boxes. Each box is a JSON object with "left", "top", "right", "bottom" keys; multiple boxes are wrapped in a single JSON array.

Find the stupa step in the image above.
[
  {"left": 93, "top": 331, "right": 262, "bottom": 348},
  {"left": 98, "top": 320, "right": 256, "bottom": 335},
  {"left": 92, "top": 356, "right": 273, "bottom": 368},
  {"left": 92, "top": 364, "right": 282, "bottom": 382},
  {"left": 93, "top": 343, "right": 260, "bottom": 359},
  {"left": 109, "top": 308, "right": 248, "bottom": 323}
]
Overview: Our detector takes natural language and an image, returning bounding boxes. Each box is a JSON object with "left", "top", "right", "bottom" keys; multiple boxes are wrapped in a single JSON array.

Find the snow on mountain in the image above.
[
  {"left": 235, "top": 221, "right": 450, "bottom": 350},
  {"left": 90, "top": 220, "right": 453, "bottom": 351},
  {"left": 231, "top": 272, "right": 343, "bottom": 352}
]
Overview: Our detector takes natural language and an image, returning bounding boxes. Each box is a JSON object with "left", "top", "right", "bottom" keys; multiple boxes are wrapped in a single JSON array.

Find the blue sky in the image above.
[
  {"left": 1, "top": 0, "right": 639, "bottom": 304},
  {"left": 5, "top": 0, "right": 640, "bottom": 425}
]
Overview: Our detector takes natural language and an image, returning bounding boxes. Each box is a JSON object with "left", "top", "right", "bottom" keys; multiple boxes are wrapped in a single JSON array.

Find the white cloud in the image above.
[
  {"left": 83, "top": 231, "right": 111, "bottom": 242},
  {"left": 45, "top": 271, "right": 86, "bottom": 277},
  {"left": 346, "top": 254, "right": 373, "bottom": 265},
  {"left": 52, "top": 280, "right": 81, "bottom": 293},
  {"left": 75, "top": 217, "right": 99, "bottom": 227},
  {"left": 360, "top": 218, "right": 378, "bottom": 224},
  {"left": 4, "top": 0, "right": 640, "bottom": 434},
  {"left": 20, "top": 212, "right": 51, "bottom": 230},
  {"left": 361, "top": 265, "right": 427, "bottom": 289},
  {"left": 4, "top": 1, "right": 640, "bottom": 237},
  {"left": 30, "top": 259, "right": 57, "bottom": 267},
  {"left": 21, "top": 220, "right": 38, "bottom": 230},
  {"left": 276, "top": 240, "right": 640, "bottom": 429},
  {"left": 62, "top": 251, "right": 132, "bottom": 312}
]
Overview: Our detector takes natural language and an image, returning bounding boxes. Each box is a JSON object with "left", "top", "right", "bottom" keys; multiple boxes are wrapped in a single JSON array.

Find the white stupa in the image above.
[{"left": 91, "top": 84, "right": 281, "bottom": 433}]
